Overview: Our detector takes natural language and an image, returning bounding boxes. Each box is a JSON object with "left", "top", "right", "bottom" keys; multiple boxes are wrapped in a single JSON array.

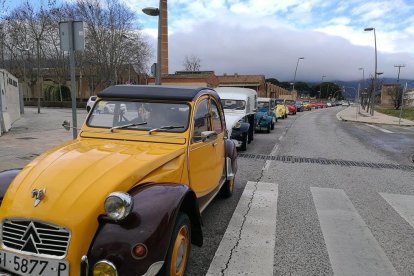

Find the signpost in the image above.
[{"left": 59, "top": 21, "right": 85, "bottom": 139}]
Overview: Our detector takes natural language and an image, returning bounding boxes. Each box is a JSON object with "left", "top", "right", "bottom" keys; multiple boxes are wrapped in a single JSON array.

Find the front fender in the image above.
[
  {"left": 225, "top": 139, "right": 238, "bottom": 176},
  {"left": 87, "top": 184, "right": 202, "bottom": 276},
  {"left": 0, "top": 169, "right": 21, "bottom": 206}
]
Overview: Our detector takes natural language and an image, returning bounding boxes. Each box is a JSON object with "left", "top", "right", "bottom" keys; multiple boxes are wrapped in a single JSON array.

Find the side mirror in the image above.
[
  {"left": 201, "top": 131, "right": 218, "bottom": 142},
  {"left": 62, "top": 120, "right": 71, "bottom": 131}
]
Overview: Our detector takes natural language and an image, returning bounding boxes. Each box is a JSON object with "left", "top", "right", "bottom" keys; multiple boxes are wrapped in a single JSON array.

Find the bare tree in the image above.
[
  {"left": 5, "top": 1, "right": 56, "bottom": 112},
  {"left": 2, "top": 0, "right": 151, "bottom": 101},
  {"left": 386, "top": 84, "right": 403, "bottom": 110},
  {"left": 183, "top": 55, "right": 201, "bottom": 71},
  {"left": 73, "top": 0, "right": 151, "bottom": 91}
]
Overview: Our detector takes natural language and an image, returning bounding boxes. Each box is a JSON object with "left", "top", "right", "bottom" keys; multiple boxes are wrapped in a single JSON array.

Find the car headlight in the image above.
[
  {"left": 104, "top": 192, "right": 134, "bottom": 221},
  {"left": 233, "top": 122, "right": 241, "bottom": 129},
  {"left": 93, "top": 260, "right": 117, "bottom": 276}
]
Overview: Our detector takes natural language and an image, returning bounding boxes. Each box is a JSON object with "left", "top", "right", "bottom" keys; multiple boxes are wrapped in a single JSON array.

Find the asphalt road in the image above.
[{"left": 187, "top": 106, "right": 414, "bottom": 275}]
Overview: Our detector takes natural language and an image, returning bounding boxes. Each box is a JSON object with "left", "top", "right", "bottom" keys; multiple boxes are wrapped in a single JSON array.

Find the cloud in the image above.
[{"left": 127, "top": 0, "right": 414, "bottom": 82}]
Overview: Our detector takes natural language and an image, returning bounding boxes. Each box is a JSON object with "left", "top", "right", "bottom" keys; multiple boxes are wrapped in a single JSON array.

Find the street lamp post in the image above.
[
  {"left": 320, "top": 75, "right": 326, "bottom": 99},
  {"left": 364, "top": 27, "right": 377, "bottom": 115},
  {"left": 292, "top": 57, "right": 304, "bottom": 92},
  {"left": 358, "top": 67, "right": 365, "bottom": 108},
  {"left": 143, "top": 2, "right": 162, "bottom": 85}
]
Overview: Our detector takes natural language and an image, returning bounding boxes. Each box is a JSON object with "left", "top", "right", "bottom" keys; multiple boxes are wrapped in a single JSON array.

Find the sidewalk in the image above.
[
  {"left": 336, "top": 106, "right": 414, "bottom": 126},
  {"left": 0, "top": 107, "right": 87, "bottom": 171}
]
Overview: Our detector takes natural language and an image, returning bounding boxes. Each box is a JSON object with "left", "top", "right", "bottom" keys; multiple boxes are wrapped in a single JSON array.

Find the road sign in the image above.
[{"left": 59, "top": 21, "right": 85, "bottom": 52}]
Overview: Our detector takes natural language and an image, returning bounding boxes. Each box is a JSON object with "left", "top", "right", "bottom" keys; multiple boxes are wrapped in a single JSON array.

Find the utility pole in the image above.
[
  {"left": 394, "top": 64, "right": 405, "bottom": 83},
  {"left": 394, "top": 64, "right": 405, "bottom": 110},
  {"left": 59, "top": 20, "right": 85, "bottom": 139}
]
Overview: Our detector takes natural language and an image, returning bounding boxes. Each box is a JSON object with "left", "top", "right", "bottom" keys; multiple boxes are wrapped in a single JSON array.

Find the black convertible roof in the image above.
[{"left": 97, "top": 85, "right": 218, "bottom": 101}]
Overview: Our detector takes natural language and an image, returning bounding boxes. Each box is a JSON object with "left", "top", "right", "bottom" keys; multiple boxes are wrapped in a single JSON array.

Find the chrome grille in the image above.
[{"left": 1, "top": 219, "right": 70, "bottom": 258}]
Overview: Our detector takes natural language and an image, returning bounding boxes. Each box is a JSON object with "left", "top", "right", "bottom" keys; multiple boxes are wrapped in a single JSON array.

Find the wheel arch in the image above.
[
  {"left": 0, "top": 169, "right": 22, "bottom": 206},
  {"left": 87, "top": 183, "right": 202, "bottom": 276}
]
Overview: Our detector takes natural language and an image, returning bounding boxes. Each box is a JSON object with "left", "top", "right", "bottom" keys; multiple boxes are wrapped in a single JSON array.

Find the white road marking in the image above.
[
  {"left": 206, "top": 182, "right": 278, "bottom": 276},
  {"left": 263, "top": 144, "right": 279, "bottom": 171},
  {"left": 380, "top": 192, "right": 414, "bottom": 228},
  {"left": 311, "top": 187, "right": 398, "bottom": 276},
  {"left": 263, "top": 134, "right": 283, "bottom": 171},
  {"left": 365, "top": 123, "right": 394, "bottom": 133}
]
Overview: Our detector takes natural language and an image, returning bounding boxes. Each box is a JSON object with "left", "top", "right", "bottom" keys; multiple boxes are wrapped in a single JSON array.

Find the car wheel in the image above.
[
  {"left": 266, "top": 124, "right": 270, "bottom": 133},
  {"left": 284, "top": 114, "right": 288, "bottom": 119},
  {"left": 159, "top": 212, "right": 191, "bottom": 276},
  {"left": 220, "top": 176, "right": 235, "bottom": 198},
  {"left": 271, "top": 122, "right": 274, "bottom": 130},
  {"left": 240, "top": 132, "right": 248, "bottom": 151}
]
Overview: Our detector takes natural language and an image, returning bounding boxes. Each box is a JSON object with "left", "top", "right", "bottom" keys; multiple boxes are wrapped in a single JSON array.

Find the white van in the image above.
[{"left": 215, "top": 87, "right": 257, "bottom": 151}]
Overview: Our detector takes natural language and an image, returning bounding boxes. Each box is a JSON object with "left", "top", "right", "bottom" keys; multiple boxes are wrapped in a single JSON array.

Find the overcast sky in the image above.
[{"left": 126, "top": 0, "right": 414, "bottom": 83}]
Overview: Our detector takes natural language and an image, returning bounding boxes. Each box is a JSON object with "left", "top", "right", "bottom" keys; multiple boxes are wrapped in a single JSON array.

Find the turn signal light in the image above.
[{"left": 132, "top": 243, "right": 148, "bottom": 259}]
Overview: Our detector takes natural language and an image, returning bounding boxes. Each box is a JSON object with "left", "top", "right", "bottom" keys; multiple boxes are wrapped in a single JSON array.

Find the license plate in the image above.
[{"left": 0, "top": 250, "right": 69, "bottom": 276}]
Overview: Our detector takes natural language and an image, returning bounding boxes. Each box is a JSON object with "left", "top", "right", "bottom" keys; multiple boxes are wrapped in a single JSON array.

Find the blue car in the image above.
[{"left": 256, "top": 99, "right": 277, "bottom": 133}]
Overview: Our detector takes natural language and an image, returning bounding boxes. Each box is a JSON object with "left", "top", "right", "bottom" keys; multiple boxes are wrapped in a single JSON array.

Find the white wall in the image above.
[{"left": 0, "top": 69, "right": 21, "bottom": 135}]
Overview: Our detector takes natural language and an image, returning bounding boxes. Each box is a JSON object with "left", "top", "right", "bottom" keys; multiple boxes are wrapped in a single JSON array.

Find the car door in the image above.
[{"left": 189, "top": 96, "right": 224, "bottom": 210}]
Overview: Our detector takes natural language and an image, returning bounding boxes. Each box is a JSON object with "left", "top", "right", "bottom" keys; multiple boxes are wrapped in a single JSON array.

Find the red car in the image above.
[{"left": 285, "top": 100, "right": 297, "bottom": 115}]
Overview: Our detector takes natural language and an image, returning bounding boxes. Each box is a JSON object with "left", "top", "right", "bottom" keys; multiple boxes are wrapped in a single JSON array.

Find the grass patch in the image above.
[{"left": 376, "top": 107, "right": 414, "bottom": 121}]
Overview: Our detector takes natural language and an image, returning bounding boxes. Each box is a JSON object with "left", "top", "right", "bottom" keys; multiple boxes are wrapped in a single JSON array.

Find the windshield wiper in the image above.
[
  {"left": 110, "top": 122, "right": 147, "bottom": 132},
  {"left": 148, "top": 125, "right": 184, "bottom": 135}
]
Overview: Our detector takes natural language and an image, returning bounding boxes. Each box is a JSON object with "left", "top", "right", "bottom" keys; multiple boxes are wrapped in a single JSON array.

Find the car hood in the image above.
[
  {"left": 1, "top": 139, "right": 186, "bottom": 223},
  {"left": 224, "top": 112, "right": 245, "bottom": 136},
  {"left": 0, "top": 139, "right": 186, "bottom": 268}
]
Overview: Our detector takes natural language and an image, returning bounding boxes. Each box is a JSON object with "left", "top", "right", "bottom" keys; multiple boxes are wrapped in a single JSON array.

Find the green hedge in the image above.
[{"left": 24, "top": 100, "right": 86, "bottom": 108}]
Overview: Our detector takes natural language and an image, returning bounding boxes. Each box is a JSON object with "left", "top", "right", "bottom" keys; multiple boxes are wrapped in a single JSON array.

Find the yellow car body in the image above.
[
  {"left": 0, "top": 85, "right": 237, "bottom": 276},
  {"left": 302, "top": 101, "right": 311, "bottom": 110},
  {"left": 273, "top": 99, "right": 287, "bottom": 119}
]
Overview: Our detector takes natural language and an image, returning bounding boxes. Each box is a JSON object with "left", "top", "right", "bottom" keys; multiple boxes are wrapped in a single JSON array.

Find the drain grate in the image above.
[
  {"left": 238, "top": 153, "right": 414, "bottom": 172},
  {"left": 16, "top": 137, "right": 37, "bottom": 140}
]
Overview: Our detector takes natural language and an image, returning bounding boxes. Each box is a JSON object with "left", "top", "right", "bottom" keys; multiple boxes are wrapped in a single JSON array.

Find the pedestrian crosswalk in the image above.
[{"left": 207, "top": 182, "right": 414, "bottom": 275}]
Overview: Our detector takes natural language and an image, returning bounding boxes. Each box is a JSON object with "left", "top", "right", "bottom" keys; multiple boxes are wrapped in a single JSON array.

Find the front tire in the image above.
[
  {"left": 220, "top": 176, "right": 234, "bottom": 198},
  {"left": 160, "top": 213, "right": 191, "bottom": 276},
  {"left": 240, "top": 132, "right": 248, "bottom": 151},
  {"left": 266, "top": 124, "right": 271, "bottom": 133}
]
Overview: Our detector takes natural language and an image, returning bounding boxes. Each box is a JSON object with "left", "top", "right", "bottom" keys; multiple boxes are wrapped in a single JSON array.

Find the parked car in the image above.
[
  {"left": 0, "top": 85, "right": 238, "bottom": 276},
  {"left": 256, "top": 97, "right": 277, "bottom": 133},
  {"left": 216, "top": 87, "right": 257, "bottom": 151},
  {"left": 285, "top": 100, "right": 297, "bottom": 115},
  {"left": 86, "top": 95, "right": 97, "bottom": 112},
  {"left": 302, "top": 101, "right": 312, "bottom": 111},
  {"left": 295, "top": 101, "right": 304, "bottom": 112},
  {"left": 273, "top": 98, "right": 288, "bottom": 119}
]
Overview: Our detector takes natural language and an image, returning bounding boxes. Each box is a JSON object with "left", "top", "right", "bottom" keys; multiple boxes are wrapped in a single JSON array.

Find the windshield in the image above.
[
  {"left": 257, "top": 101, "right": 270, "bottom": 111},
  {"left": 275, "top": 99, "right": 284, "bottom": 104},
  {"left": 87, "top": 100, "right": 190, "bottom": 132},
  {"left": 285, "top": 100, "right": 295, "bottom": 105},
  {"left": 221, "top": 99, "right": 246, "bottom": 110}
]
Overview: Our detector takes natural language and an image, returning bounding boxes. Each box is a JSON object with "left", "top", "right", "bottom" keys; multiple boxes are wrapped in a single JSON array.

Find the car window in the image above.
[
  {"left": 221, "top": 99, "right": 246, "bottom": 110},
  {"left": 87, "top": 100, "right": 190, "bottom": 132},
  {"left": 211, "top": 99, "right": 223, "bottom": 134},
  {"left": 192, "top": 99, "right": 210, "bottom": 143}
]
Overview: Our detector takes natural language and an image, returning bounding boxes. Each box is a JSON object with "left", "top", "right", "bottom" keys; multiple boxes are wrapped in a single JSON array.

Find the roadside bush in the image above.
[{"left": 44, "top": 85, "right": 71, "bottom": 101}]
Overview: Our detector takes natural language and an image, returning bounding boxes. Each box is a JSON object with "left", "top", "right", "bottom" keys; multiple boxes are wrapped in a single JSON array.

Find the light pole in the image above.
[
  {"left": 292, "top": 57, "right": 304, "bottom": 92},
  {"left": 320, "top": 75, "right": 326, "bottom": 99},
  {"left": 143, "top": 2, "right": 162, "bottom": 85},
  {"left": 364, "top": 27, "right": 377, "bottom": 115}
]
